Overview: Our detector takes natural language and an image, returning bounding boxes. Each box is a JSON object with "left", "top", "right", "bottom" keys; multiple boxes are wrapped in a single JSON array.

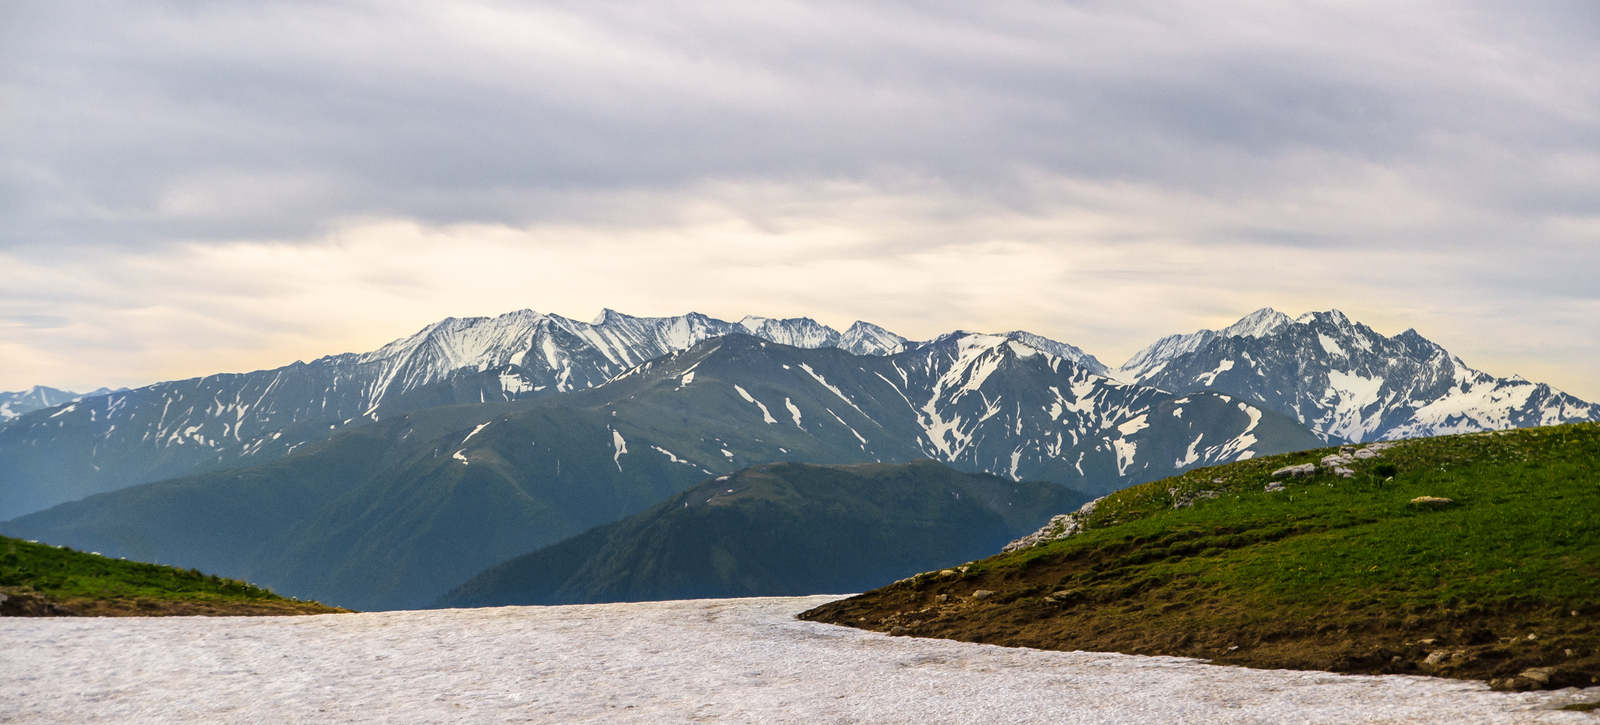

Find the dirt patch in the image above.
[
  {"left": 1, "top": 588, "right": 347, "bottom": 617},
  {"left": 799, "top": 561, "right": 1600, "bottom": 692}
]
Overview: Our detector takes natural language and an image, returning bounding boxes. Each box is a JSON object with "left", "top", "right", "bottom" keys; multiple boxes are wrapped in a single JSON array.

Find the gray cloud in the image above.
[{"left": 5, "top": 1, "right": 1598, "bottom": 244}]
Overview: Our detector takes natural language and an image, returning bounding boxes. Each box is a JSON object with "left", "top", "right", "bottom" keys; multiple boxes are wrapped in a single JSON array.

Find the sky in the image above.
[{"left": 3, "top": 0, "right": 1598, "bottom": 400}]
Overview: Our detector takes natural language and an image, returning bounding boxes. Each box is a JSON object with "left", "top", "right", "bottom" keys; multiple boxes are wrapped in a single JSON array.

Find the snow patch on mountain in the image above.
[{"left": 734, "top": 385, "right": 778, "bottom": 425}]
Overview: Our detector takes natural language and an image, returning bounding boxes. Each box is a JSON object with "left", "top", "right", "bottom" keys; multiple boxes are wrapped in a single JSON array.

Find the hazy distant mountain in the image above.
[
  {"left": 435, "top": 460, "right": 1087, "bottom": 608},
  {"left": 1121, "top": 309, "right": 1599, "bottom": 442},
  {"left": 3, "top": 333, "right": 1299, "bottom": 610},
  {"left": 0, "top": 386, "right": 117, "bottom": 423}
]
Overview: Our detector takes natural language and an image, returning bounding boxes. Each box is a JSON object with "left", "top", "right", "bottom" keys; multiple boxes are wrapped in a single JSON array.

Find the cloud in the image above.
[
  {"left": 0, "top": 1, "right": 1597, "bottom": 398},
  {"left": 2, "top": 181, "right": 1596, "bottom": 399}
]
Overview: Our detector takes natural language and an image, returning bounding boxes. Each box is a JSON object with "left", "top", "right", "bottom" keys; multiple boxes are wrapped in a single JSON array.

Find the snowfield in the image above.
[{"left": 2, "top": 595, "right": 1593, "bottom": 724}]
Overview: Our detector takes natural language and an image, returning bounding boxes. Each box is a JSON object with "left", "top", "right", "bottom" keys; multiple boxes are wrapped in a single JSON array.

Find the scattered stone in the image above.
[
  {"left": 972, "top": 590, "right": 995, "bottom": 601},
  {"left": 1423, "top": 650, "right": 1451, "bottom": 666},
  {"left": 1272, "top": 464, "right": 1316, "bottom": 479},
  {"left": 1520, "top": 667, "right": 1557, "bottom": 686},
  {"left": 935, "top": 594, "right": 948, "bottom": 604},
  {"left": 889, "top": 626, "right": 909, "bottom": 636},
  {"left": 1410, "top": 496, "right": 1453, "bottom": 508},
  {"left": 1000, "top": 497, "right": 1103, "bottom": 553},
  {"left": 1528, "top": 633, "right": 1539, "bottom": 641},
  {"left": 1169, "top": 488, "right": 1221, "bottom": 509}
]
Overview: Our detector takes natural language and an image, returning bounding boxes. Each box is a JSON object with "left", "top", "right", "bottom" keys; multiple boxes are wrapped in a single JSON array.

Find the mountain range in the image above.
[
  {"left": 1119, "top": 309, "right": 1597, "bottom": 443},
  {"left": 1, "top": 305, "right": 1594, "bottom": 610},
  {"left": 1, "top": 333, "right": 1299, "bottom": 610},
  {"left": 0, "top": 310, "right": 1109, "bottom": 520}
]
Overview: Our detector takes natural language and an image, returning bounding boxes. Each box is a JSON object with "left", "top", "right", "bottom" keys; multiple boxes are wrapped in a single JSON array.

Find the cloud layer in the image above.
[{"left": 2, "top": 1, "right": 1598, "bottom": 397}]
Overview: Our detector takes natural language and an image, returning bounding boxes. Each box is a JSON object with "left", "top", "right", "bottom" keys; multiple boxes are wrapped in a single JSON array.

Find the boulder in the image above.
[
  {"left": 1271, "top": 463, "right": 1316, "bottom": 479},
  {"left": 1410, "top": 496, "right": 1453, "bottom": 508},
  {"left": 1520, "top": 667, "right": 1557, "bottom": 686},
  {"left": 972, "top": 590, "right": 995, "bottom": 601}
]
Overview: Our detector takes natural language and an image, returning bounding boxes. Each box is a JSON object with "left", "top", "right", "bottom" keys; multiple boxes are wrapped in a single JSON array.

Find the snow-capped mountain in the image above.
[
  {"left": 0, "top": 309, "right": 1111, "bottom": 520},
  {"left": 6, "top": 332, "right": 1313, "bottom": 609},
  {"left": 1116, "top": 308, "right": 1291, "bottom": 381},
  {"left": 0, "top": 386, "right": 118, "bottom": 423},
  {"left": 839, "top": 321, "right": 910, "bottom": 356},
  {"left": 1126, "top": 309, "right": 1599, "bottom": 443},
  {"left": 736, "top": 315, "right": 841, "bottom": 349}
]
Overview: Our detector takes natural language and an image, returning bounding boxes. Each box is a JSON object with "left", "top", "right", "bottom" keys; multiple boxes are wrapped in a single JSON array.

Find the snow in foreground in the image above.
[{"left": 1, "top": 595, "right": 1594, "bottom": 724}]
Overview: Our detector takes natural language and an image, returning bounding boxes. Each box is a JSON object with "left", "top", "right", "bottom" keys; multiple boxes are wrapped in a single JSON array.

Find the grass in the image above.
[
  {"left": 801, "top": 422, "right": 1600, "bottom": 691},
  {"left": 0, "top": 535, "right": 346, "bottom": 616}
]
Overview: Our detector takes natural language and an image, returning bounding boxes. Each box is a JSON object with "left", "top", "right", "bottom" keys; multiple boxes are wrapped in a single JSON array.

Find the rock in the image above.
[
  {"left": 972, "top": 590, "right": 995, "bottom": 601},
  {"left": 1521, "top": 667, "right": 1557, "bottom": 686},
  {"left": 889, "top": 626, "right": 909, "bottom": 636},
  {"left": 1264, "top": 481, "right": 1285, "bottom": 493},
  {"left": 935, "top": 594, "right": 948, "bottom": 604},
  {"left": 1169, "top": 487, "right": 1220, "bottom": 508},
  {"left": 1272, "top": 463, "right": 1316, "bottom": 478},
  {"left": 1354, "top": 448, "right": 1379, "bottom": 459},
  {"left": 1423, "top": 650, "right": 1451, "bottom": 666},
  {"left": 1410, "top": 496, "right": 1453, "bottom": 508},
  {"left": 938, "top": 569, "right": 956, "bottom": 577},
  {"left": 1000, "top": 496, "right": 1103, "bottom": 553},
  {"left": 1321, "top": 454, "right": 1354, "bottom": 467}
]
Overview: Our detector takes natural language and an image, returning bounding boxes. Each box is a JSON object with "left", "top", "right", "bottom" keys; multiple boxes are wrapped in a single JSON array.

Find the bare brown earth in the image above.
[
  {"left": 1, "top": 587, "right": 347, "bottom": 617},
  {"left": 800, "top": 552, "right": 1600, "bottom": 693}
]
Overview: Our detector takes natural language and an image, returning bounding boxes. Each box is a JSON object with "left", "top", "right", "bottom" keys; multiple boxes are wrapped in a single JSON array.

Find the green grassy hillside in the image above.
[
  {"left": 801, "top": 423, "right": 1600, "bottom": 691},
  {"left": 0, "top": 535, "right": 344, "bottom": 616},
  {"left": 436, "top": 460, "right": 1089, "bottom": 607}
]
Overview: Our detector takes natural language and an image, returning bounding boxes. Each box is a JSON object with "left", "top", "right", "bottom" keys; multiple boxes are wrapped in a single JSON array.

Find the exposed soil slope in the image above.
[{"left": 802, "top": 423, "right": 1600, "bottom": 691}]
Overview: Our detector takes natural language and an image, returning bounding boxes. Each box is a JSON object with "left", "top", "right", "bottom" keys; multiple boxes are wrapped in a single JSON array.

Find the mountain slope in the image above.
[
  {"left": 435, "top": 460, "right": 1088, "bottom": 607},
  {"left": 0, "top": 535, "right": 343, "bottom": 617},
  {"left": 1124, "top": 309, "right": 1598, "bottom": 443}
]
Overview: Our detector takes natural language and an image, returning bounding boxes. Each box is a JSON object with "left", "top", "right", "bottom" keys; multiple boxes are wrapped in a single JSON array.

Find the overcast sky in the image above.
[{"left": 3, "top": 0, "right": 1598, "bottom": 399}]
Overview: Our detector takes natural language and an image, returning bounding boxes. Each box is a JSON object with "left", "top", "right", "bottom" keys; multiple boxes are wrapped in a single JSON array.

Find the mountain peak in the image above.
[
  {"left": 736, "top": 316, "right": 842, "bottom": 349},
  {"left": 1118, "top": 308, "right": 1295, "bottom": 377},
  {"left": 1217, "top": 308, "right": 1291, "bottom": 339},
  {"left": 840, "top": 321, "right": 911, "bottom": 356}
]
